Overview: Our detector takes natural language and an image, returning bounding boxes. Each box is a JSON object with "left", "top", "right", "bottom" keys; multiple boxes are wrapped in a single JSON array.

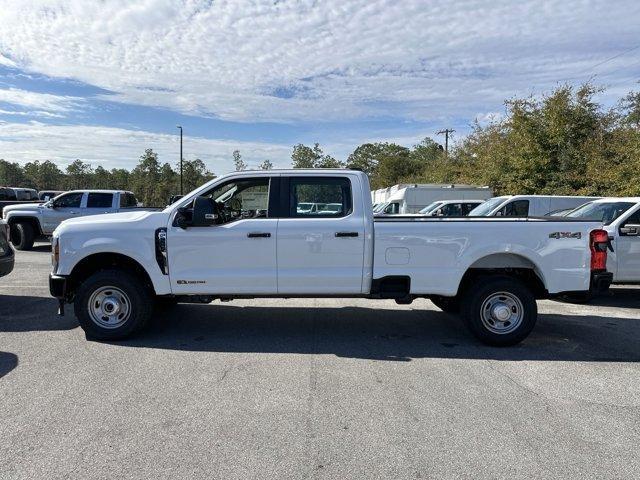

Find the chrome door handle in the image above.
[
  {"left": 335, "top": 231, "right": 359, "bottom": 237},
  {"left": 247, "top": 232, "right": 271, "bottom": 238}
]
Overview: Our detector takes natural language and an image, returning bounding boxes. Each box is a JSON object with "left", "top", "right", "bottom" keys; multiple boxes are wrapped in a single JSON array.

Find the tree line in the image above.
[
  {"left": 294, "top": 83, "right": 640, "bottom": 196},
  {"left": 1, "top": 83, "right": 638, "bottom": 205}
]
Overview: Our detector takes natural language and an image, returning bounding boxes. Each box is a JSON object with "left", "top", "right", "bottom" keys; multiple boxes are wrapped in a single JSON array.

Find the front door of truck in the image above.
[
  {"left": 167, "top": 176, "right": 278, "bottom": 295},
  {"left": 616, "top": 208, "right": 640, "bottom": 282},
  {"left": 45, "top": 191, "right": 84, "bottom": 233},
  {"left": 276, "top": 176, "right": 365, "bottom": 294}
]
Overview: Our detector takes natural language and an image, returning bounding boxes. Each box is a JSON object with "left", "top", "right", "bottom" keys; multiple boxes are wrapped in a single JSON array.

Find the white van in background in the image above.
[
  {"left": 469, "top": 195, "right": 599, "bottom": 217},
  {"left": 372, "top": 184, "right": 493, "bottom": 215}
]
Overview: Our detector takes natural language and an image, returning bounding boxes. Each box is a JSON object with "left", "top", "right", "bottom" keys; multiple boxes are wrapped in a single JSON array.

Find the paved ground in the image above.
[{"left": 1, "top": 242, "right": 639, "bottom": 479}]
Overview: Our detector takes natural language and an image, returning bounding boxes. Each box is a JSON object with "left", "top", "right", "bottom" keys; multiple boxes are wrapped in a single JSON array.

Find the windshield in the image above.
[
  {"left": 419, "top": 201, "right": 444, "bottom": 214},
  {"left": 468, "top": 197, "right": 508, "bottom": 216},
  {"left": 566, "top": 201, "right": 635, "bottom": 225},
  {"left": 373, "top": 202, "right": 388, "bottom": 213}
]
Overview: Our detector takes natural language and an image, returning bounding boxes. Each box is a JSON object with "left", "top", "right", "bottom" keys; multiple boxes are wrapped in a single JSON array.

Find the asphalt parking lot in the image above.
[{"left": 1, "top": 242, "right": 639, "bottom": 479}]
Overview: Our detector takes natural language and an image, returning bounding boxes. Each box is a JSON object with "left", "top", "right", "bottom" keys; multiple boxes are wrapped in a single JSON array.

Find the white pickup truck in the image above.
[
  {"left": 49, "top": 170, "right": 613, "bottom": 346},
  {"left": 3, "top": 190, "right": 142, "bottom": 250},
  {"left": 565, "top": 197, "right": 640, "bottom": 284}
]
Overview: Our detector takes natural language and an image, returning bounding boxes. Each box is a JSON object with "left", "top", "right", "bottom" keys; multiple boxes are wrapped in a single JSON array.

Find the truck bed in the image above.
[{"left": 372, "top": 215, "right": 601, "bottom": 296}]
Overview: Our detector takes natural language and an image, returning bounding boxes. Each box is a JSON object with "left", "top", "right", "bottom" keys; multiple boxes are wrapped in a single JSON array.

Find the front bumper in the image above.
[
  {"left": 49, "top": 273, "right": 69, "bottom": 299},
  {"left": 591, "top": 270, "right": 613, "bottom": 294},
  {"left": 0, "top": 246, "right": 15, "bottom": 277}
]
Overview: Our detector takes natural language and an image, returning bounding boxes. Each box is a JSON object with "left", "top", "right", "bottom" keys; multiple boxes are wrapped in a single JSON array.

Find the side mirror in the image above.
[
  {"left": 191, "top": 196, "right": 219, "bottom": 227},
  {"left": 620, "top": 224, "right": 640, "bottom": 236}
]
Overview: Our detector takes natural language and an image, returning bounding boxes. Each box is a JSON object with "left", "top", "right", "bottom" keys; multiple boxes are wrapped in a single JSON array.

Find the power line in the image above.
[{"left": 586, "top": 45, "right": 640, "bottom": 72}]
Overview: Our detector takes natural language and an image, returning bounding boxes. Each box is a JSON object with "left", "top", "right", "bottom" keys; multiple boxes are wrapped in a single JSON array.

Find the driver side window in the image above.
[
  {"left": 202, "top": 177, "right": 270, "bottom": 224},
  {"left": 54, "top": 192, "right": 83, "bottom": 208}
]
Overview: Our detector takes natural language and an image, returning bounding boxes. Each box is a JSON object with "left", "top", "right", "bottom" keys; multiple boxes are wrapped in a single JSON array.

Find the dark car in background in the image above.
[{"left": 0, "top": 219, "right": 14, "bottom": 277}]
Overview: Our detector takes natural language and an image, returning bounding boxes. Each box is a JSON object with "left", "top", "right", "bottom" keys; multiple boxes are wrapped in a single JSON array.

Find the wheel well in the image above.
[
  {"left": 8, "top": 216, "right": 42, "bottom": 235},
  {"left": 459, "top": 266, "right": 547, "bottom": 299},
  {"left": 69, "top": 253, "right": 155, "bottom": 296}
]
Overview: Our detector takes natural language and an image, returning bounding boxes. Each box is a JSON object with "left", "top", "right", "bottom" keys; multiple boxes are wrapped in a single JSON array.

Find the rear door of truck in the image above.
[
  {"left": 82, "top": 192, "right": 115, "bottom": 216},
  {"left": 276, "top": 174, "right": 366, "bottom": 294}
]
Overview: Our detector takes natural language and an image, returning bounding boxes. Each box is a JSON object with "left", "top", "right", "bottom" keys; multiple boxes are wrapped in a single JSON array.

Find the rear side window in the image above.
[
  {"left": 288, "top": 177, "right": 352, "bottom": 218},
  {"left": 0, "top": 188, "right": 16, "bottom": 200},
  {"left": 498, "top": 200, "right": 529, "bottom": 217},
  {"left": 86, "top": 193, "right": 114, "bottom": 208},
  {"left": 462, "top": 203, "right": 478, "bottom": 215},
  {"left": 120, "top": 193, "right": 138, "bottom": 208},
  {"left": 54, "top": 192, "right": 83, "bottom": 208}
]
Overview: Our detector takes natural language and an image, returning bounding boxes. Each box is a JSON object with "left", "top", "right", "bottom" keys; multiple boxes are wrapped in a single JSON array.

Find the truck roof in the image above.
[
  {"left": 65, "top": 189, "right": 135, "bottom": 194},
  {"left": 590, "top": 197, "right": 640, "bottom": 203},
  {"left": 225, "top": 168, "right": 360, "bottom": 175}
]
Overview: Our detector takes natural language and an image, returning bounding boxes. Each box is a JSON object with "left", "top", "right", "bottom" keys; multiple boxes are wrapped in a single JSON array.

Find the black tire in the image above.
[
  {"left": 11, "top": 222, "right": 35, "bottom": 251},
  {"left": 430, "top": 296, "right": 460, "bottom": 313},
  {"left": 461, "top": 276, "right": 537, "bottom": 347},
  {"left": 74, "top": 269, "right": 153, "bottom": 340}
]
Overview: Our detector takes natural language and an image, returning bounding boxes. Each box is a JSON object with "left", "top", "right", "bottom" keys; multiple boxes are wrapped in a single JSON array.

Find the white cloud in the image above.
[
  {"left": 0, "top": 0, "right": 637, "bottom": 124},
  {"left": 0, "top": 121, "right": 292, "bottom": 173},
  {"left": 0, "top": 87, "right": 82, "bottom": 117}
]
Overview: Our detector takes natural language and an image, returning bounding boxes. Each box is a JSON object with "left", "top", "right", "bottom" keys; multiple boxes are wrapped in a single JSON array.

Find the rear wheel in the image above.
[
  {"left": 461, "top": 277, "right": 537, "bottom": 346},
  {"left": 11, "top": 222, "right": 35, "bottom": 250},
  {"left": 74, "top": 269, "right": 153, "bottom": 340}
]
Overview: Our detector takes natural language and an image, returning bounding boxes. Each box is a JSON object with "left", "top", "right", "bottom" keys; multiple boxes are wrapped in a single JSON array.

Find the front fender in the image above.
[{"left": 57, "top": 234, "right": 172, "bottom": 295}]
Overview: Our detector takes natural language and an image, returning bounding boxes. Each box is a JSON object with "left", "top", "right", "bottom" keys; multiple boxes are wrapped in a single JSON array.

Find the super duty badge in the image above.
[
  {"left": 177, "top": 280, "right": 206, "bottom": 285},
  {"left": 549, "top": 232, "right": 582, "bottom": 239}
]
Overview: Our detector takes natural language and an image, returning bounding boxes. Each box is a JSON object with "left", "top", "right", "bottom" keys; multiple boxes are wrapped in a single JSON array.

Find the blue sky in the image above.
[{"left": 0, "top": 0, "right": 639, "bottom": 174}]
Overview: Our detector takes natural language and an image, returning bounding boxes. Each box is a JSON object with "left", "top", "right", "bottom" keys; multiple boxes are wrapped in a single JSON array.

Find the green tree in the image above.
[
  {"left": 181, "top": 158, "right": 214, "bottom": 192},
  {"left": 0, "top": 160, "right": 27, "bottom": 187},
  {"left": 291, "top": 143, "right": 344, "bottom": 168},
  {"left": 129, "top": 149, "right": 162, "bottom": 206},
  {"left": 66, "top": 159, "right": 93, "bottom": 190},
  {"left": 91, "top": 166, "right": 112, "bottom": 189},
  {"left": 233, "top": 150, "right": 246, "bottom": 171},
  {"left": 259, "top": 159, "right": 273, "bottom": 170},
  {"left": 109, "top": 168, "right": 131, "bottom": 190}
]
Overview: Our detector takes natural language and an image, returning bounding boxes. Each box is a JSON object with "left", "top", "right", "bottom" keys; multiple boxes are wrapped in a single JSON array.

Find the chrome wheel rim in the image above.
[
  {"left": 480, "top": 291, "right": 524, "bottom": 335},
  {"left": 88, "top": 286, "right": 131, "bottom": 329}
]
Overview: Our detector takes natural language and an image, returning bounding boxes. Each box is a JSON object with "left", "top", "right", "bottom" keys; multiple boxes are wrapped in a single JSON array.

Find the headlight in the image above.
[{"left": 51, "top": 237, "right": 59, "bottom": 273}]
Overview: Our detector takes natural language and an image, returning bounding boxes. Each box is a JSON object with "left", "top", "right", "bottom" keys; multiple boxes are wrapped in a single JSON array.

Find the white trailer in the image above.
[{"left": 372, "top": 184, "right": 493, "bottom": 214}]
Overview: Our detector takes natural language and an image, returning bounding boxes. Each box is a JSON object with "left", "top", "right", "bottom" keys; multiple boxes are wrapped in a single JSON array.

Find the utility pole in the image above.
[
  {"left": 177, "top": 125, "right": 183, "bottom": 195},
  {"left": 436, "top": 128, "right": 455, "bottom": 156}
]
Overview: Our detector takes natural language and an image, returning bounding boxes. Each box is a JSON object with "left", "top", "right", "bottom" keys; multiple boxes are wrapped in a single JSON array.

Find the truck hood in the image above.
[
  {"left": 54, "top": 210, "right": 170, "bottom": 236},
  {"left": 2, "top": 202, "right": 43, "bottom": 214}
]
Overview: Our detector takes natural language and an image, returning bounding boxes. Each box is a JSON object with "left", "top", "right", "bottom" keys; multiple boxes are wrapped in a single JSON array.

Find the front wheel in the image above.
[
  {"left": 461, "top": 277, "right": 537, "bottom": 346},
  {"left": 74, "top": 269, "right": 153, "bottom": 340},
  {"left": 11, "top": 222, "right": 35, "bottom": 250}
]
